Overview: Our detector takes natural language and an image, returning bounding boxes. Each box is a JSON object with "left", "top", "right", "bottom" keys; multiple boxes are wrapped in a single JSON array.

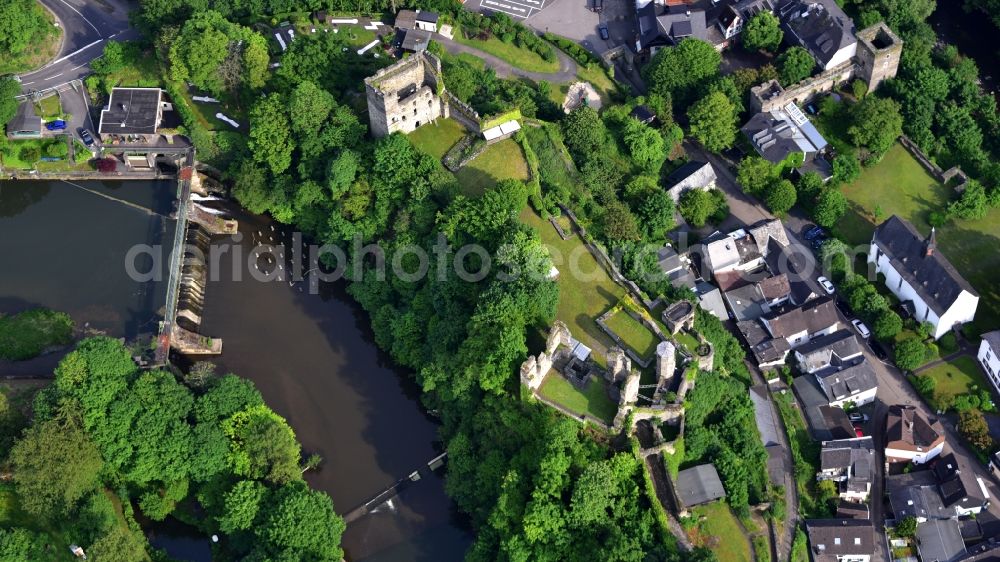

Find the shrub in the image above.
[
  {"left": 912, "top": 374, "right": 936, "bottom": 398},
  {"left": 95, "top": 158, "right": 118, "bottom": 173},
  {"left": 894, "top": 338, "right": 927, "bottom": 372},
  {"left": 939, "top": 332, "right": 959, "bottom": 354},
  {"left": 45, "top": 141, "right": 68, "bottom": 159},
  {"left": 18, "top": 145, "right": 40, "bottom": 163},
  {"left": 873, "top": 309, "right": 903, "bottom": 340}
]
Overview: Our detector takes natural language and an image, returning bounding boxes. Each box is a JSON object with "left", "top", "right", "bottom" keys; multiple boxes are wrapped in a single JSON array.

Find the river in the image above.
[
  {"left": 930, "top": 4, "right": 1000, "bottom": 95},
  {"left": 0, "top": 180, "right": 472, "bottom": 561}
]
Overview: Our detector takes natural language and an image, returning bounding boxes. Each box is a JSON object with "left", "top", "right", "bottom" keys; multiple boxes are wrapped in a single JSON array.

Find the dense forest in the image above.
[{"left": 0, "top": 337, "right": 343, "bottom": 560}]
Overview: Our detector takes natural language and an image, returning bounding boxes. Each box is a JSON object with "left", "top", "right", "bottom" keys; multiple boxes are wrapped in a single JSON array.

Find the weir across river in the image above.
[
  {"left": 342, "top": 452, "right": 448, "bottom": 525},
  {"left": 154, "top": 151, "right": 237, "bottom": 365}
]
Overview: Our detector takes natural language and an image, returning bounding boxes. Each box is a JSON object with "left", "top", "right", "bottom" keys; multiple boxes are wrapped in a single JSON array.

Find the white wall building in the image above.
[
  {"left": 977, "top": 331, "right": 1000, "bottom": 395},
  {"left": 869, "top": 216, "right": 979, "bottom": 341}
]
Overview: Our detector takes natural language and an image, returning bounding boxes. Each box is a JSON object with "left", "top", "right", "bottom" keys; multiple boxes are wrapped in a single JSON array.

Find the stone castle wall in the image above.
[{"left": 365, "top": 52, "right": 448, "bottom": 137}]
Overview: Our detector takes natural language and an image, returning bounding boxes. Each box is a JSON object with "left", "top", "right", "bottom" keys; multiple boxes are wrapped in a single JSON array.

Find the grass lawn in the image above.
[
  {"left": 537, "top": 373, "right": 618, "bottom": 424},
  {"left": 919, "top": 355, "right": 991, "bottom": 409},
  {"left": 521, "top": 208, "right": 624, "bottom": 362},
  {"left": 577, "top": 64, "right": 618, "bottom": 105},
  {"left": 605, "top": 308, "right": 660, "bottom": 359},
  {"left": 688, "top": 501, "right": 752, "bottom": 562},
  {"left": 35, "top": 95, "right": 62, "bottom": 120},
  {"left": 454, "top": 138, "right": 529, "bottom": 196},
  {"left": 409, "top": 118, "right": 467, "bottom": 160},
  {"left": 0, "top": 138, "right": 69, "bottom": 170},
  {"left": 524, "top": 123, "right": 575, "bottom": 191},
  {"left": 837, "top": 142, "right": 1000, "bottom": 331},
  {"left": 454, "top": 31, "right": 560, "bottom": 74}
]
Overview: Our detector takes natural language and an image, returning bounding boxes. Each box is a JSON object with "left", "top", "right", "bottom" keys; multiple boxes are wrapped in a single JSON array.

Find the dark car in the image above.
[
  {"left": 45, "top": 119, "right": 66, "bottom": 131},
  {"left": 870, "top": 340, "right": 889, "bottom": 361},
  {"left": 79, "top": 129, "right": 95, "bottom": 146},
  {"left": 804, "top": 225, "right": 826, "bottom": 241},
  {"left": 598, "top": 24, "right": 609, "bottom": 40},
  {"left": 810, "top": 236, "right": 828, "bottom": 251},
  {"left": 593, "top": 0, "right": 603, "bottom": 12}
]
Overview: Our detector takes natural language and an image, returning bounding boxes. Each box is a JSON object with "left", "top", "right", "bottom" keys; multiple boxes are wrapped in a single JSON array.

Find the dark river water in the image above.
[
  {"left": 0, "top": 180, "right": 472, "bottom": 561},
  {"left": 930, "top": 3, "right": 1000, "bottom": 94}
]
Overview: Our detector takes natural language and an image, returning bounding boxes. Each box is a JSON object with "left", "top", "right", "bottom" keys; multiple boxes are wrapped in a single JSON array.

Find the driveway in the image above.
[{"left": 18, "top": 0, "right": 138, "bottom": 94}]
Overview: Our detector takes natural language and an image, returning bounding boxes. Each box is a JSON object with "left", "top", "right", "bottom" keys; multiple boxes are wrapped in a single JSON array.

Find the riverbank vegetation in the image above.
[
  {"left": 0, "top": 308, "right": 73, "bottom": 361},
  {"left": 0, "top": 337, "right": 344, "bottom": 560},
  {"left": 0, "top": 0, "right": 61, "bottom": 74}
]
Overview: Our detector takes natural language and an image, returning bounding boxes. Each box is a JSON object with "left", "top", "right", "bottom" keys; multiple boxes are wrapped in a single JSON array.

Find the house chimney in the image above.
[{"left": 925, "top": 227, "right": 936, "bottom": 257}]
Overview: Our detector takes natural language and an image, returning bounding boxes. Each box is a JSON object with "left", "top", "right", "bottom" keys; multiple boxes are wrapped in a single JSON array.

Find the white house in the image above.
[
  {"left": 778, "top": 0, "right": 858, "bottom": 71},
  {"left": 797, "top": 330, "right": 877, "bottom": 408},
  {"left": 761, "top": 296, "right": 840, "bottom": 349},
  {"left": 806, "top": 519, "right": 874, "bottom": 562},
  {"left": 665, "top": 161, "right": 717, "bottom": 203},
  {"left": 977, "top": 331, "right": 1000, "bottom": 395},
  {"left": 869, "top": 216, "right": 979, "bottom": 340},
  {"left": 884, "top": 404, "right": 945, "bottom": 465},
  {"left": 817, "top": 437, "right": 875, "bottom": 502}
]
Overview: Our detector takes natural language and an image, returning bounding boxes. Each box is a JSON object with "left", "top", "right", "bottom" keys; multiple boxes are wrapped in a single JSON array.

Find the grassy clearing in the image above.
[
  {"left": 0, "top": 138, "right": 70, "bottom": 170},
  {"left": 409, "top": 118, "right": 467, "bottom": 160},
  {"left": 688, "top": 501, "right": 752, "bottom": 562},
  {"left": 577, "top": 64, "right": 618, "bottom": 104},
  {"left": 605, "top": 308, "right": 659, "bottom": 359},
  {"left": 773, "top": 390, "right": 828, "bottom": 518},
  {"left": 919, "top": 355, "right": 991, "bottom": 409},
  {"left": 454, "top": 31, "right": 560, "bottom": 74},
  {"left": 35, "top": 95, "right": 63, "bottom": 120},
  {"left": 537, "top": 373, "right": 618, "bottom": 424},
  {"left": 0, "top": 308, "right": 74, "bottom": 360},
  {"left": 837, "top": 142, "right": 1000, "bottom": 331},
  {"left": 521, "top": 207, "right": 623, "bottom": 361},
  {"left": 85, "top": 53, "right": 162, "bottom": 103},
  {"left": 455, "top": 138, "right": 529, "bottom": 196},
  {"left": 524, "top": 123, "right": 574, "bottom": 191}
]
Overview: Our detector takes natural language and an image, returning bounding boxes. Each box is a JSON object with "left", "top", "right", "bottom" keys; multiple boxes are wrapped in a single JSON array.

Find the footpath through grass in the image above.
[
  {"left": 687, "top": 501, "right": 752, "bottom": 562},
  {"left": 837, "top": 142, "right": 1000, "bottom": 332}
]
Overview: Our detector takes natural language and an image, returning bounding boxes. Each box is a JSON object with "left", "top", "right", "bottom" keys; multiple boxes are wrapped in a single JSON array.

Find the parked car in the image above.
[
  {"left": 803, "top": 225, "right": 826, "bottom": 241},
  {"left": 79, "top": 129, "right": 95, "bottom": 147},
  {"left": 835, "top": 299, "right": 852, "bottom": 315},
  {"left": 870, "top": 340, "right": 889, "bottom": 361},
  {"left": 45, "top": 119, "right": 66, "bottom": 131},
  {"left": 848, "top": 412, "right": 869, "bottom": 423},
  {"left": 810, "top": 236, "right": 828, "bottom": 251},
  {"left": 851, "top": 319, "right": 871, "bottom": 339},
  {"left": 853, "top": 424, "right": 864, "bottom": 437},
  {"left": 817, "top": 276, "right": 835, "bottom": 295},
  {"left": 598, "top": 24, "right": 609, "bottom": 40}
]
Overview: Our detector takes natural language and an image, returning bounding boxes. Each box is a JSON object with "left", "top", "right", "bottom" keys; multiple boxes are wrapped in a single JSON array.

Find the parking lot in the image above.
[{"left": 473, "top": 0, "right": 549, "bottom": 19}]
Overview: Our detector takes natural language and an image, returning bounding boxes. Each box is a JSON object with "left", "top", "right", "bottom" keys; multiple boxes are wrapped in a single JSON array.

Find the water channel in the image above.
[{"left": 0, "top": 180, "right": 472, "bottom": 561}]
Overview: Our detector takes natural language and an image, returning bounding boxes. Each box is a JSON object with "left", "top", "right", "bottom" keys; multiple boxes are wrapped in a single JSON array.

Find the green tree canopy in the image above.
[
  {"left": 737, "top": 156, "right": 776, "bottom": 196},
  {"left": 813, "top": 188, "right": 847, "bottom": 228},
  {"left": 167, "top": 11, "right": 269, "bottom": 94},
  {"left": 765, "top": 179, "right": 797, "bottom": 215},
  {"left": 743, "top": 11, "right": 783, "bottom": 53},
  {"left": 0, "top": 77, "right": 21, "bottom": 126},
  {"left": 644, "top": 38, "right": 721, "bottom": 108},
  {"left": 222, "top": 405, "right": 302, "bottom": 485},
  {"left": 894, "top": 338, "right": 927, "bottom": 371},
  {"left": 848, "top": 96, "right": 903, "bottom": 160},
  {"left": 778, "top": 47, "right": 816, "bottom": 85},
  {"left": 687, "top": 91, "right": 738, "bottom": 151},
  {"left": 622, "top": 117, "right": 666, "bottom": 172},
  {"left": 254, "top": 482, "right": 345, "bottom": 561},
  {"left": 248, "top": 94, "right": 294, "bottom": 176}
]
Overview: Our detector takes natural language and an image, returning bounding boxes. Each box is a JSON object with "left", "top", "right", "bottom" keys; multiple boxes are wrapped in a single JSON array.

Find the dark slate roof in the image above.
[
  {"left": 916, "top": 519, "right": 967, "bottom": 562},
  {"left": 99, "top": 88, "right": 161, "bottom": 135},
  {"left": 820, "top": 437, "right": 874, "bottom": 471},
  {"left": 983, "top": 331, "right": 1000, "bottom": 354},
  {"left": 934, "top": 453, "right": 989, "bottom": 509},
  {"left": 886, "top": 470, "right": 948, "bottom": 520},
  {"left": 820, "top": 406, "right": 856, "bottom": 440},
  {"left": 738, "top": 320, "right": 790, "bottom": 364},
  {"left": 806, "top": 519, "right": 875, "bottom": 560},
  {"left": 7, "top": 101, "right": 41, "bottom": 134},
  {"left": 675, "top": 464, "right": 726, "bottom": 508},
  {"left": 766, "top": 444, "right": 785, "bottom": 487},
  {"left": 763, "top": 296, "right": 839, "bottom": 339},
  {"left": 813, "top": 356, "right": 877, "bottom": 404},
  {"left": 416, "top": 10, "right": 438, "bottom": 23},
  {"left": 777, "top": 0, "right": 856, "bottom": 68},
  {"left": 742, "top": 111, "right": 813, "bottom": 164},
  {"left": 885, "top": 404, "right": 944, "bottom": 454},
  {"left": 872, "top": 216, "right": 977, "bottom": 316},
  {"left": 639, "top": 4, "right": 708, "bottom": 48},
  {"left": 795, "top": 329, "right": 863, "bottom": 373},
  {"left": 401, "top": 28, "right": 431, "bottom": 51},
  {"left": 395, "top": 9, "right": 418, "bottom": 29},
  {"left": 726, "top": 283, "right": 770, "bottom": 322},
  {"left": 836, "top": 500, "right": 869, "bottom": 519},
  {"left": 959, "top": 542, "right": 1000, "bottom": 562}
]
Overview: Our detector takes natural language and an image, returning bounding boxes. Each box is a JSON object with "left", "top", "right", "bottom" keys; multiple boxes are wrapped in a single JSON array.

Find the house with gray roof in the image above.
[
  {"left": 813, "top": 356, "right": 877, "bottom": 408},
  {"left": 805, "top": 518, "right": 874, "bottom": 562},
  {"left": 742, "top": 101, "right": 829, "bottom": 168},
  {"left": 636, "top": 3, "right": 709, "bottom": 52},
  {"left": 695, "top": 280, "right": 728, "bottom": 320},
  {"left": 666, "top": 161, "right": 717, "bottom": 203},
  {"left": 795, "top": 330, "right": 863, "bottom": 374},
  {"left": 870, "top": 216, "right": 979, "bottom": 340},
  {"left": 776, "top": 0, "right": 857, "bottom": 70},
  {"left": 657, "top": 245, "right": 697, "bottom": 290},
  {"left": 933, "top": 452, "right": 991, "bottom": 517},
  {"left": 916, "top": 519, "right": 967, "bottom": 562},
  {"left": 818, "top": 437, "right": 874, "bottom": 502},
  {"left": 6, "top": 101, "right": 42, "bottom": 139},
  {"left": 674, "top": 463, "right": 726, "bottom": 509},
  {"left": 723, "top": 273, "right": 791, "bottom": 321}
]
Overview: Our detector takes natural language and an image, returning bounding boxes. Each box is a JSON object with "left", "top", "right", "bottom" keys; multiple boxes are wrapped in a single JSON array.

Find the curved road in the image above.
[{"left": 19, "top": 0, "right": 138, "bottom": 94}]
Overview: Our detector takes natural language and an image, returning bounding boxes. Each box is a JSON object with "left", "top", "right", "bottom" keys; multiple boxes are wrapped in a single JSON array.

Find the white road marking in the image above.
[
  {"left": 22, "top": 81, "right": 34, "bottom": 85},
  {"left": 58, "top": 0, "right": 100, "bottom": 34},
  {"left": 479, "top": 0, "right": 545, "bottom": 18}
]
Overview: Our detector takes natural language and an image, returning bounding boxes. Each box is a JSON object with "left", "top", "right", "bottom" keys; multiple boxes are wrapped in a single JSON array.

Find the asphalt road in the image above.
[
  {"left": 696, "top": 140, "right": 1000, "bottom": 559},
  {"left": 18, "top": 0, "right": 138, "bottom": 94}
]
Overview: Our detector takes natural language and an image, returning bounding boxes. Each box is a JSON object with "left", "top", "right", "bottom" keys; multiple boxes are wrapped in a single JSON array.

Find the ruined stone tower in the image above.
[
  {"left": 364, "top": 52, "right": 449, "bottom": 138},
  {"left": 855, "top": 22, "right": 903, "bottom": 94}
]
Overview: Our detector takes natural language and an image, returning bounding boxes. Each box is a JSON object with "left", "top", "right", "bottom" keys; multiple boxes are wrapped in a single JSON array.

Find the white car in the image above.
[
  {"left": 817, "top": 276, "right": 835, "bottom": 295},
  {"left": 852, "top": 319, "right": 871, "bottom": 339}
]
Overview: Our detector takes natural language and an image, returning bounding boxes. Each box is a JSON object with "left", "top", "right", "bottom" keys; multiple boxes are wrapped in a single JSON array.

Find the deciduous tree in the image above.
[
  {"left": 778, "top": 47, "right": 815, "bottom": 85},
  {"left": 765, "top": 179, "right": 797, "bottom": 215},
  {"left": 687, "top": 92, "right": 738, "bottom": 151},
  {"left": 743, "top": 12, "right": 783, "bottom": 53}
]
